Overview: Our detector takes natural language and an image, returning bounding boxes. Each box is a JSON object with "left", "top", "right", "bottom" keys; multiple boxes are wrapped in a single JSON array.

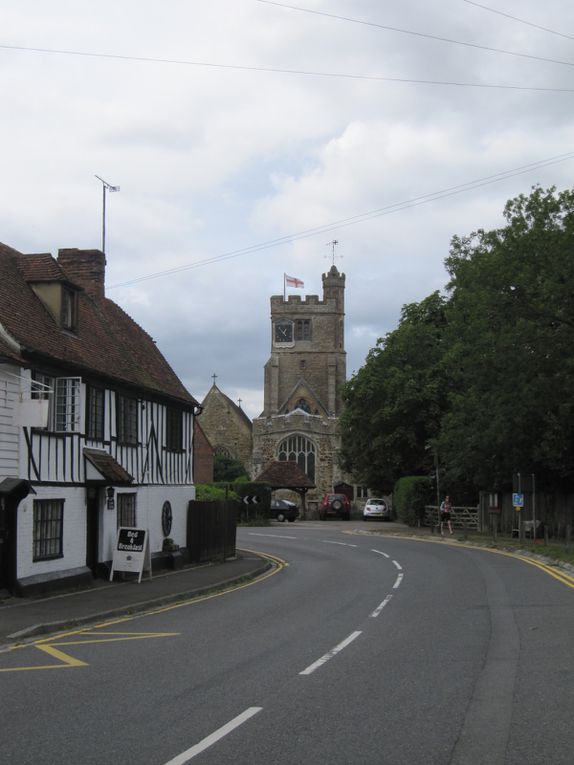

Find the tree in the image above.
[
  {"left": 440, "top": 186, "right": 574, "bottom": 489},
  {"left": 213, "top": 454, "right": 249, "bottom": 482},
  {"left": 339, "top": 291, "right": 449, "bottom": 492}
]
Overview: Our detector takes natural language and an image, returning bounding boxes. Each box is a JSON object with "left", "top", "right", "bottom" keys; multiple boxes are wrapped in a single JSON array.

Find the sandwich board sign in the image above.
[{"left": 110, "top": 527, "right": 152, "bottom": 583}]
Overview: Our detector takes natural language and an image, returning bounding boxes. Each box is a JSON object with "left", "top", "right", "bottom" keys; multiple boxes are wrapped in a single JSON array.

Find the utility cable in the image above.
[
  {"left": 255, "top": 0, "right": 574, "bottom": 68},
  {"left": 108, "top": 151, "right": 574, "bottom": 289},
  {"left": 463, "top": 1, "right": 574, "bottom": 42},
  {"left": 0, "top": 43, "right": 572, "bottom": 92}
]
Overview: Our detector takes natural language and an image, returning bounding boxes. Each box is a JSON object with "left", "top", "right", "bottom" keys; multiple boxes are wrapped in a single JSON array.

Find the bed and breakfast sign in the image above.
[{"left": 110, "top": 527, "right": 152, "bottom": 582}]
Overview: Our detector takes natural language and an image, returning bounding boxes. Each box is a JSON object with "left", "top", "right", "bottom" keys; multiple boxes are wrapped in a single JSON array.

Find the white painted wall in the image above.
[
  {"left": 0, "top": 364, "right": 20, "bottom": 478},
  {"left": 17, "top": 486, "right": 86, "bottom": 580}
]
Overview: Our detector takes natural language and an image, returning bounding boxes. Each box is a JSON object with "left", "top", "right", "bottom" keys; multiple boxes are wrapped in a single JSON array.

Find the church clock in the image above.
[{"left": 274, "top": 319, "right": 293, "bottom": 343}]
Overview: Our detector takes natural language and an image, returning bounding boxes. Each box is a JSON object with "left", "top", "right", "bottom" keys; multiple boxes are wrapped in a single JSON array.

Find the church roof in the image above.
[
  {"left": 201, "top": 384, "right": 253, "bottom": 430},
  {"left": 254, "top": 460, "right": 315, "bottom": 489}
]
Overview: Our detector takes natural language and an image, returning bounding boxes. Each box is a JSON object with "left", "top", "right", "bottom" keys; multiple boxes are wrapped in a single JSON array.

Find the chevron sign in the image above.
[{"left": 242, "top": 495, "right": 261, "bottom": 505}]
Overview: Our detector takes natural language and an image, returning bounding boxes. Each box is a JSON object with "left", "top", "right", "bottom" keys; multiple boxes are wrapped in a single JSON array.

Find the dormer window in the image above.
[{"left": 61, "top": 287, "right": 78, "bottom": 331}]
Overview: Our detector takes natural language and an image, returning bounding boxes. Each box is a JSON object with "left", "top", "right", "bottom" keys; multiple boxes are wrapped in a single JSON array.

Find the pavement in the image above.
[{"left": 0, "top": 551, "right": 271, "bottom": 648}]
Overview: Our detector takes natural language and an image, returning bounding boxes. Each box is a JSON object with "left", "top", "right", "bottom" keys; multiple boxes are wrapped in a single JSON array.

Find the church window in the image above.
[
  {"left": 214, "top": 445, "right": 231, "bottom": 457},
  {"left": 294, "top": 319, "right": 311, "bottom": 341},
  {"left": 277, "top": 435, "right": 316, "bottom": 481}
]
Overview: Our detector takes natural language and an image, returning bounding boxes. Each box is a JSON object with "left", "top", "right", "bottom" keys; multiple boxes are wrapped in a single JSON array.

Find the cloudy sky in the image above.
[{"left": 2, "top": 0, "right": 573, "bottom": 417}]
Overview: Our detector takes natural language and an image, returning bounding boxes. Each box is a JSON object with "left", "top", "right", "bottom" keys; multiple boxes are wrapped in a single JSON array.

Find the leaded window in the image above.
[
  {"left": 117, "top": 394, "right": 138, "bottom": 444},
  {"left": 294, "top": 319, "right": 311, "bottom": 341},
  {"left": 166, "top": 407, "right": 183, "bottom": 452},
  {"left": 86, "top": 386, "right": 104, "bottom": 441},
  {"left": 33, "top": 499, "right": 64, "bottom": 561},
  {"left": 117, "top": 493, "right": 137, "bottom": 528}
]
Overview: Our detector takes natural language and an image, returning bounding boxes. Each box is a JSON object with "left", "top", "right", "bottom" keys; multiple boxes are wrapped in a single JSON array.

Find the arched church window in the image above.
[
  {"left": 277, "top": 435, "right": 316, "bottom": 481},
  {"left": 214, "top": 445, "right": 231, "bottom": 457}
]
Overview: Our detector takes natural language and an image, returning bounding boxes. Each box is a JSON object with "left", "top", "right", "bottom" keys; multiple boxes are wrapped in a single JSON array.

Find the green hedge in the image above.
[{"left": 393, "top": 476, "right": 433, "bottom": 526}]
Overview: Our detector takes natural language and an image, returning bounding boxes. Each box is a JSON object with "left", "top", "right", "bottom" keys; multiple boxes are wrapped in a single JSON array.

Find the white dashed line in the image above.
[
  {"left": 247, "top": 533, "right": 297, "bottom": 539},
  {"left": 163, "top": 707, "right": 262, "bottom": 764},
  {"left": 371, "top": 549, "right": 390, "bottom": 558},
  {"left": 392, "top": 560, "right": 403, "bottom": 570},
  {"left": 299, "top": 631, "right": 363, "bottom": 676},
  {"left": 370, "top": 594, "right": 393, "bottom": 618},
  {"left": 321, "top": 540, "right": 358, "bottom": 548},
  {"left": 393, "top": 573, "right": 404, "bottom": 589}
]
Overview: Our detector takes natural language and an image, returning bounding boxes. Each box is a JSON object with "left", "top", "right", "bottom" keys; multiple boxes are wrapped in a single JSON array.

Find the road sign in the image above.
[
  {"left": 242, "top": 495, "right": 260, "bottom": 505},
  {"left": 512, "top": 492, "right": 524, "bottom": 508}
]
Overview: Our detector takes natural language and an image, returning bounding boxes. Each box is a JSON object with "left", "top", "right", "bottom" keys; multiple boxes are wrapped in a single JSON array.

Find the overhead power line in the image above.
[
  {"left": 0, "top": 42, "right": 572, "bottom": 93},
  {"left": 463, "top": 1, "right": 574, "bottom": 42},
  {"left": 108, "top": 151, "right": 574, "bottom": 290},
  {"left": 255, "top": 0, "right": 574, "bottom": 68}
]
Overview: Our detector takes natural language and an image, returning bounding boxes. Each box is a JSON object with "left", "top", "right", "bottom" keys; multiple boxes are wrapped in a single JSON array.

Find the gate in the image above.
[{"left": 187, "top": 500, "right": 238, "bottom": 564}]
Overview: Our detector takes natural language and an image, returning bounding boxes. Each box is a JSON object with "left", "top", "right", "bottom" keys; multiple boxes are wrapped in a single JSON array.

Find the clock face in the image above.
[{"left": 274, "top": 321, "right": 293, "bottom": 343}]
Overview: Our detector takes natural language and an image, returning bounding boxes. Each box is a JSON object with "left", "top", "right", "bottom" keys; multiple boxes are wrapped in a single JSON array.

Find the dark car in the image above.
[
  {"left": 269, "top": 499, "right": 299, "bottom": 522},
  {"left": 320, "top": 493, "right": 351, "bottom": 520}
]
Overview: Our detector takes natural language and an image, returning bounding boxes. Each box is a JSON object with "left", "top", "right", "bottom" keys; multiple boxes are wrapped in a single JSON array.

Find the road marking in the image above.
[
  {"left": 321, "top": 540, "right": 358, "bottom": 548},
  {"left": 371, "top": 549, "right": 390, "bottom": 558},
  {"left": 247, "top": 533, "right": 297, "bottom": 539},
  {"left": 370, "top": 594, "right": 393, "bottom": 618},
  {"left": 0, "top": 629, "right": 179, "bottom": 673},
  {"left": 299, "top": 630, "right": 362, "bottom": 676},
  {"left": 163, "top": 707, "right": 262, "bottom": 764},
  {"left": 392, "top": 559, "right": 402, "bottom": 570},
  {"left": 393, "top": 573, "right": 404, "bottom": 589}
]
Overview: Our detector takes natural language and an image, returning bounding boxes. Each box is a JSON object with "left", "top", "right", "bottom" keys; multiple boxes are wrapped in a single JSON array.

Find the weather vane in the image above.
[{"left": 325, "top": 239, "right": 342, "bottom": 266}]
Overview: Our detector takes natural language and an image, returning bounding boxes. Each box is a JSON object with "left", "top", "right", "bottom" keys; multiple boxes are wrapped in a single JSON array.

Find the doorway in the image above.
[{"left": 86, "top": 487, "right": 100, "bottom": 576}]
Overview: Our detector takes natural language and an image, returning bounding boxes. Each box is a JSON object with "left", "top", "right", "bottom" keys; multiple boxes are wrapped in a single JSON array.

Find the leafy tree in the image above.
[
  {"left": 339, "top": 291, "right": 449, "bottom": 492},
  {"left": 440, "top": 186, "right": 574, "bottom": 489},
  {"left": 213, "top": 454, "right": 249, "bottom": 482}
]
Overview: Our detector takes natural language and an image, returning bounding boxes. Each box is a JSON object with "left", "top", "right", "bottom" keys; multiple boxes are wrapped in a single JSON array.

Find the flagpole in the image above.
[{"left": 283, "top": 272, "right": 286, "bottom": 301}]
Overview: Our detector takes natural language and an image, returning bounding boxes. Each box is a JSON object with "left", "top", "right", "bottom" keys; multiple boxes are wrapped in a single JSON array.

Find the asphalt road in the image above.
[{"left": 1, "top": 522, "right": 573, "bottom": 764}]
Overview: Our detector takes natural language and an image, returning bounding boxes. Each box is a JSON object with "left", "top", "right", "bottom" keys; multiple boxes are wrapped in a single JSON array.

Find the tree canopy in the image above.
[{"left": 340, "top": 186, "right": 574, "bottom": 495}]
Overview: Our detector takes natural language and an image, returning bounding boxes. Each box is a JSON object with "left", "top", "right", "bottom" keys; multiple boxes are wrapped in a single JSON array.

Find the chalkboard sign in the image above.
[{"left": 110, "top": 527, "right": 151, "bottom": 583}]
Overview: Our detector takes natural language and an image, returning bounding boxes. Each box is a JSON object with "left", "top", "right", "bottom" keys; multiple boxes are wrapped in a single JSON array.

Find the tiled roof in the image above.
[
  {"left": 84, "top": 449, "right": 134, "bottom": 484},
  {"left": 0, "top": 243, "right": 198, "bottom": 407},
  {"left": 254, "top": 460, "right": 315, "bottom": 489}
]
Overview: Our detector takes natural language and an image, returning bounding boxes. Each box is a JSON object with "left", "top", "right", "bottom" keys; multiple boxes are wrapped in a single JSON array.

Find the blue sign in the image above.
[{"left": 512, "top": 492, "right": 524, "bottom": 508}]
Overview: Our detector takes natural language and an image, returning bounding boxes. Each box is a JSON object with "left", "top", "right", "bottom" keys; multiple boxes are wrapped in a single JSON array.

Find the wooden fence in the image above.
[
  {"left": 424, "top": 505, "right": 480, "bottom": 531},
  {"left": 187, "top": 500, "right": 237, "bottom": 564}
]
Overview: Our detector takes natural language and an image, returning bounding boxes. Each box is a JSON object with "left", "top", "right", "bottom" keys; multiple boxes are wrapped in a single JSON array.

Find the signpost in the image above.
[
  {"left": 512, "top": 492, "right": 524, "bottom": 510},
  {"left": 110, "top": 527, "right": 151, "bottom": 583}
]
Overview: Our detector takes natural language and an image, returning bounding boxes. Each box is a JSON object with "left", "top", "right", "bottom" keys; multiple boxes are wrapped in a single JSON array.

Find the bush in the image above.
[
  {"left": 393, "top": 476, "right": 433, "bottom": 526},
  {"left": 195, "top": 483, "right": 239, "bottom": 501}
]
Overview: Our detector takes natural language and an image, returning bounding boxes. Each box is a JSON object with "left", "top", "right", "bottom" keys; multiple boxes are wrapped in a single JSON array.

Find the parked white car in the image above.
[{"left": 363, "top": 498, "right": 391, "bottom": 521}]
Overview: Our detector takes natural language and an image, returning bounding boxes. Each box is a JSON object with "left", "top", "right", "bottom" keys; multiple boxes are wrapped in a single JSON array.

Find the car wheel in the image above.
[
  {"left": 287, "top": 516, "right": 295, "bottom": 522},
  {"left": 277, "top": 512, "right": 286, "bottom": 522},
  {"left": 331, "top": 499, "right": 343, "bottom": 511}
]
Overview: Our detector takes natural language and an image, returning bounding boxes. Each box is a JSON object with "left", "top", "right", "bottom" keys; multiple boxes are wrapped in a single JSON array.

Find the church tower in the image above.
[{"left": 252, "top": 266, "right": 347, "bottom": 510}]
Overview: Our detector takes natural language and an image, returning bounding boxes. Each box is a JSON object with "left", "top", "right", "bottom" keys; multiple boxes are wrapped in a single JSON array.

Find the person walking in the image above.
[{"left": 440, "top": 495, "right": 453, "bottom": 535}]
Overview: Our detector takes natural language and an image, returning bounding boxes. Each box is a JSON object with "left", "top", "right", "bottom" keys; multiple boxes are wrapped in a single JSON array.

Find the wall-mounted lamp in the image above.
[{"left": 106, "top": 486, "right": 115, "bottom": 510}]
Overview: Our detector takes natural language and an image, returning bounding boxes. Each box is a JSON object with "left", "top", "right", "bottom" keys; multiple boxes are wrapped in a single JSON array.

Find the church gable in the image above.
[
  {"left": 279, "top": 378, "right": 328, "bottom": 417},
  {"left": 198, "top": 384, "right": 252, "bottom": 468}
]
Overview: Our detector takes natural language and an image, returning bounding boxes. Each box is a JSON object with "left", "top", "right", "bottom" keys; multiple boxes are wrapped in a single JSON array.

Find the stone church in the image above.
[{"left": 199, "top": 265, "right": 350, "bottom": 508}]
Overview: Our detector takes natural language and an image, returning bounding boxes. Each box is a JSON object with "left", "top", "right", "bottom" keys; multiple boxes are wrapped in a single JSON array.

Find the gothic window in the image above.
[
  {"left": 277, "top": 434, "right": 316, "bottom": 481},
  {"left": 214, "top": 445, "right": 231, "bottom": 457}
]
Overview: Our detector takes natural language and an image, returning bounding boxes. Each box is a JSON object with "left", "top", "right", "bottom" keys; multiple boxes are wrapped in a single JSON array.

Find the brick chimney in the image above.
[{"left": 57, "top": 248, "right": 106, "bottom": 299}]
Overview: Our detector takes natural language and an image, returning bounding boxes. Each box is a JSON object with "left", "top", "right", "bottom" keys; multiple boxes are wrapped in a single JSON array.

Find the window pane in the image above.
[
  {"left": 117, "top": 493, "right": 137, "bottom": 528},
  {"left": 33, "top": 499, "right": 64, "bottom": 560}
]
